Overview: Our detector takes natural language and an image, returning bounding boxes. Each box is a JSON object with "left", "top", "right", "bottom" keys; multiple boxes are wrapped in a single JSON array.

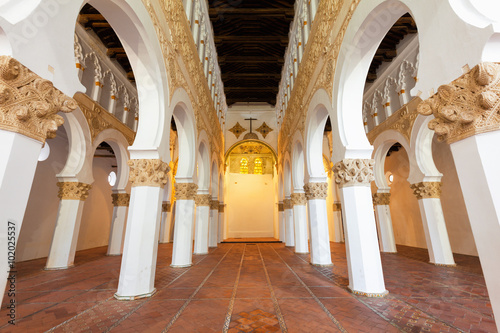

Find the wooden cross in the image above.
[{"left": 245, "top": 117, "right": 257, "bottom": 133}]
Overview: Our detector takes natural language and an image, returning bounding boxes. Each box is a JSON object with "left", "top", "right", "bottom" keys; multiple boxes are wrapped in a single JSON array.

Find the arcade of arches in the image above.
[{"left": 0, "top": 0, "right": 499, "bottom": 331}]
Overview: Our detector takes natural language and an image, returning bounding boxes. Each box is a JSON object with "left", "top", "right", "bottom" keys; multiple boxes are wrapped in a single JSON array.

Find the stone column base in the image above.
[
  {"left": 348, "top": 287, "right": 389, "bottom": 298},
  {"left": 114, "top": 288, "right": 157, "bottom": 301}
]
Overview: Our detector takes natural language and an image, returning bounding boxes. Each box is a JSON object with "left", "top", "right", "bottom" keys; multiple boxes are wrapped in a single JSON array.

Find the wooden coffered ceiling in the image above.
[
  {"left": 78, "top": 4, "right": 135, "bottom": 83},
  {"left": 209, "top": 0, "right": 295, "bottom": 106}
]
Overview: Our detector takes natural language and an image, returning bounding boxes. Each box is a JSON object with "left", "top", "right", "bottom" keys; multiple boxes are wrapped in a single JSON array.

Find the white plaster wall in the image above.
[
  {"left": 432, "top": 137, "right": 478, "bottom": 256},
  {"left": 226, "top": 173, "right": 275, "bottom": 238},
  {"left": 225, "top": 104, "right": 278, "bottom": 152},
  {"left": 16, "top": 128, "right": 69, "bottom": 262},
  {"left": 384, "top": 148, "right": 427, "bottom": 249}
]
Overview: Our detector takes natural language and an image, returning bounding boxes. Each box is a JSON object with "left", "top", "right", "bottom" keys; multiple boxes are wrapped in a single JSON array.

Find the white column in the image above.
[
  {"left": 334, "top": 159, "right": 387, "bottom": 296},
  {"left": 115, "top": 159, "right": 169, "bottom": 300},
  {"left": 278, "top": 202, "right": 286, "bottom": 242},
  {"left": 107, "top": 192, "right": 130, "bottom": 255},
  {"left": 208, "top": 199, "right": 219, "bottom": 247},
  {"left": 410, "top": 182, "right": 455, "bottom": 265},
  {"left": 0, "top": 131, "right": 42, "bottom": 303},
  {"left": 291, "top": 192, "right": 309, "bottom": 253},
  {"left": 304, "top": 182, "right": 332, "bottom": 266},
  {"left": 91, "top": 81, "right": 102, "bottom": 102},
  {"left": 171, "top": 182, "right": 198, "bottom": 267},
  {"left": 309, "top": 0, "right": 318, "bottom": 22},
  {"left": 159, "top": 201, "right": 173, "bottom": 243},
  {"left": 193, "top": 194, "right": 211, "bottom": 254},
  {"left": 108, "top": 95, "right": 117, "bottom": 115},
  {"left": 451, "top": 131, "right": 500, "bottom": 331},
  {"left": 122, "top": 107, "right": 130, "bottom": 124},
  {"left": 184, "top": 0, "right": 194, "bottom": 24},
  {"left": 191, "top": 0, "right": 201, "bottom": 41},
  {"left": 332, "top": 202, "right": 344, "bottom": 242},
  {"left": 46, "top": 182, "right": 92, "bottom": 269},
  {"left": 283, "top": 198, "right": 295, "bottom": 247},
  {"left": 372, "top": 191, "right": 397, "bottom": 253},
  {"left": 218, "top": 202, "right": 224, "bottom": 243}
]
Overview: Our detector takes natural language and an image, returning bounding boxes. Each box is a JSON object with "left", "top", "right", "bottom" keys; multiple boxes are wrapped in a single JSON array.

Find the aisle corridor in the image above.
[{"left": 1, "top": 243, "right": 495, "bottom": 332}]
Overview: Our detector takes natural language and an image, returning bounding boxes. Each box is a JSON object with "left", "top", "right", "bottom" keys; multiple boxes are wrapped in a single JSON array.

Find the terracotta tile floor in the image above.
[{"left": 1, "top": 243, "right": 496, "bottom": 332}]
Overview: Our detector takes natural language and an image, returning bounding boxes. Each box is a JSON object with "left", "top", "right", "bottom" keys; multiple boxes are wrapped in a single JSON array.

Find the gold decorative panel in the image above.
[
  {"left": 256, "top": 122, "right": 273, "bottom": 139},
  {"left": 229, "top": 122, "right": 247, "bottom": 139}
]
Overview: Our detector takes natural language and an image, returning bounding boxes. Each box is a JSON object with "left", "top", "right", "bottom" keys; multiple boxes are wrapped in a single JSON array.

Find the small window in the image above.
[
  {"left": 108, "top": 171, "right": 117, "bottom": 186},
  {"left": 254, "top": 158, "right": 263, "bottom": 175},
  {"left": 240, "top": 158, "right": 248, "bottom": 174},
  {"left": 38, "top": 143, "right": 50, "bottom": 161}
]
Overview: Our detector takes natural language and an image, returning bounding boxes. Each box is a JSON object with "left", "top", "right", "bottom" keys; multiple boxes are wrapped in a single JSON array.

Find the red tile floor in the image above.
[{"left": 0, "top": 242, "right": 496, "bottom": 332}]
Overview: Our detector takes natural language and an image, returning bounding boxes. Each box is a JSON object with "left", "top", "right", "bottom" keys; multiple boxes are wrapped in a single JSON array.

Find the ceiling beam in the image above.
[
  {"left": 218, "top": 56, "right": 284, "bottom": 64},
  {"left": 225, "top": 87, "right": 279, "bottom": 92},
  {"left": 222, "top": 73, "right": 282, "bottom": 79},
  {"left": 209, "top": 8, "right": 294, "bottom": 16},
  {"left": 214, "top": 36, "right": 288, "bottom": 44}
]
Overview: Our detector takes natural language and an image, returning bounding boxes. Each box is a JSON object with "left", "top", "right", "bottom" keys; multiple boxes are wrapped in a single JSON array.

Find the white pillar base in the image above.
[
  {"left": 107, "top": 205, "right": 128, "bottom": 255},
  {"left": 374, "top": 205, "right": 397, "bottom": 253},
  {"left": 293, "top": 205, "right": 309, "bottom": 253},
  {"left": 417, "top": 198, "right": 455, "bottom": 265},
  {"left": 341, "top": 186, "right": 387, "bottom": 296},
  {"left": 0, "top": 131, "right": 42, "bottom": 306},
  {"left": 115, "top": 186, "right": 162, "bottom": 299},
  {"left": 171, "top": 199, "right": 195, "bottom": 267},
  {"left": 284, "top": 208, "right": 295, "bottom": 247},
  {"left": 194, "top": 205, "right": 210, "bottom": 254},
  {"left": 46, "top": 199, "right": 86, "bottom": 269},
  {"left": 308, "top": 199, "right": 332, "bottom": 266},
  {"left": 209, "top": 208, "right": 218, "bottom": 247}
]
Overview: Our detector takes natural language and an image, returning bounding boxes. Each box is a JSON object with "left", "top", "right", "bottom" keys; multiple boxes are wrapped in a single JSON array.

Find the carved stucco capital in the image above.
[
  {"left": 175, "top": 183, "right": 198, "bottom": 200},
  {"left": 291, "top": 192, "right": 307, "bottom": 205},
  {"left": 418, "top": 62, "right": 500, "bottom": 144},
  {"left": 210, "top": 199, "right": 219, "bottom": 210},
  {"left": 128, "top": 159, "right": 170, "bottom": 188},
  {"left": 372, "top": 192, "right": 391, "bottom": 206},
  {"left": 333, "top": 203, "right": 342, "bottom": 211},
  {"left": 57, "top": 182, "right": 92, "bottom": 201},
  {"left": 219, "top": 203, "right": 224, "bottom": 213},
  {"left": 0, "top": 56, "right": 77, "bottom": 143},
  {"left": 334, "top": 159, "right": 375, "bottom": 187},
  {"left": 111, "top": 193, "right": 130, "bottom": 206},
  {"left": 195, "top": 194, "right": 211, "bottom": 206},
  {"left": 304, "top": 182, "right": 329, "bottom": 200},
  {"left": 278, "top": 202, "right": 284, "bottom": 212},
  {"left": 162, "top": 201, "right": 171, "bottom": 212},
  {"left": 410, "top": 182, "right": 442, "bottom": 200},
  {"left": 283, "top": 199, "right": 293, "bottom": 210}
]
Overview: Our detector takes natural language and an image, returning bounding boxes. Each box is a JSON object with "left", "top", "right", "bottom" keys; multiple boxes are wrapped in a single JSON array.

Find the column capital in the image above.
[
  {"left": 410, "top": 182, "right": 442, "bottom": 200},
  {"left": 418, "top": 62, "right": 500, "bottom": 144},
  {"left": 333, "top": 203, "right": 342, "bottom": 211},
  {"left": 278, "top": 202, "right": 284, "bottom": 212},
  {"left": 304, "top": 182, "right": 328, "bottom": 200},
  {"left": 219, "top": 203, "right": 224, "bottom": 213},
  {"left": 373, "top": 192, "right": 391, "bottom": 206},
  {"left": 162, "top": 201, "right": 171, "bottom": 212},
  {"left": 175, "top": 183, "right": 198, "bottom": 200},
  {"left": 291, "top": 192, "right": 307, "bottom": 205},
  {"left": 283, "top": 198, "right": 293, "bottom": 210},
  {"left": 112, "top": 193, "right": 130, "bottom": 206},
  {"left": 334, "top": 159, "right": 374, "bottom": 187},
  {"left": 210, "top": 199, "right": 219, "bottom": 210},
  {"left": 0, "top": 56, "right": 77, "bottom": 143},
  {"left": 57, "top": 182, "right": 92, "bottom": 201},
  {"left": 195, "top": 194, "right": 211, "bottom": 206},
  {"left": 128, "top": 159, "right": 170, "bottom": 187}
]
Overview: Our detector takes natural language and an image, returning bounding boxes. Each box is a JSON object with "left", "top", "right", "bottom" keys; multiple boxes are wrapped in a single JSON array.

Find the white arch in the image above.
[
  {"left": 92, "top": 128, "right": 130, "bottom": 191},
  {"left": 210, "top": 154, "right": 219, "bottom": 198},
  {"left": 283, "top": 152, "right": 292, "bottom": 197},
  {"left": 171, "top": 88, "right": 197, "bottom": 182},
  {"left": 410, "top": 115, "right": 442, "bottom": 183},
  {"left": 196, "top": 130, "right": 211, "bottom": 192},
  {"left": 304, "top": 89, "right": 332, "bottom": 180},
  {"left": 291, "top": 133, "right": 306, "bottom": 191}
]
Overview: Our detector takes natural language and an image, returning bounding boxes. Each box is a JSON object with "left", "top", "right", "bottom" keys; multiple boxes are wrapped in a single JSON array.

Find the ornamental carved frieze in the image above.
[
  {"left": 291, "top": 193, "right": 307, "bottom": 205},
  {"left": 195, "top": 194, "right": 211, "bottom": 206},
  {"left": 372, "top": 193, "right": 391, "bottom": 206},
  {"left": 174, "top": 183, "right": 198, "bottom": 200},
  {"left": 162, "top": 201, "right": 171, "bottom": 212},
  {"left": 57, "top": 182, "right": 92, "bottom": 201},
  {"left": 418, "top": 62, "right": 500, "bottom": 144},
  {"left": 334, "top": 159, "right": 375, "bottom": 187},
  {"left": 210, "top": 199, "right": 219, "bottom": 210},
  {"left": 0, "top": 56, "right": 77, "bottom": 143},
  {"left": 410, "top": 182, "right": 442, "bottom": 200},
  {"left": 111, "top": 193, "right": 130, "bottom": 206},
  {"left": 74, "top": 93, "right": 135, "bottom": 145},
  {"left": 304, "top": 182, "right": 329, "bottom": 200},
  {"left": 283, "top": 199, "right": 293, "bottom": 210},
  {"left": 128, "top": 159, "right": 170, "bottom": 188},
  {"left": 278, "top": 202, "right": 284, "bottom": 212},
  {"left": 219, "top": 203, "right": 224, "bottom": 213}
]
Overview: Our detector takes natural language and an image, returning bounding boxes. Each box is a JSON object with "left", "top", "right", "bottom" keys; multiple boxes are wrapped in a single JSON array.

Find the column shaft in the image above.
[
  {"left": 278, "top": 202, "right": 286, "bottom": 242},
  {"left": 159, "top": 201, "right": 173, "bottom": 243},
  {"left": 208, "top": 200, "right": 219, "bottom": 247},
  {"left": 194, "top": 206, "right": 210, "bottom": 254},
  {"left": 293, "top": 204, "right": 308, "bottom": 253},
  {"left": 373, "top": 192, "right": 397, "bottom": 253},
  {"left": 107, "top": 193, "right": 130, "bottom": 255},
  {"left": 218, "top": 202, "right": 224, "bottom": 243},
  {"left": 171, "top": 182, "right": 198, "bottom": 267}
]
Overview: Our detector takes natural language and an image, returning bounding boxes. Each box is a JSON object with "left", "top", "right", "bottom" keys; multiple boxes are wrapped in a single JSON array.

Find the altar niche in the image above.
[{"left": 225, "top": 140, "right": 278, "bottom": 239}]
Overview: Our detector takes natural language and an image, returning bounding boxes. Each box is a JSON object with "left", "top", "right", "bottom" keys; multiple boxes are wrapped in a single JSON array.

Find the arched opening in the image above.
[{"left": 224, "top": 140, "right": 277, "bottom": 239}]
